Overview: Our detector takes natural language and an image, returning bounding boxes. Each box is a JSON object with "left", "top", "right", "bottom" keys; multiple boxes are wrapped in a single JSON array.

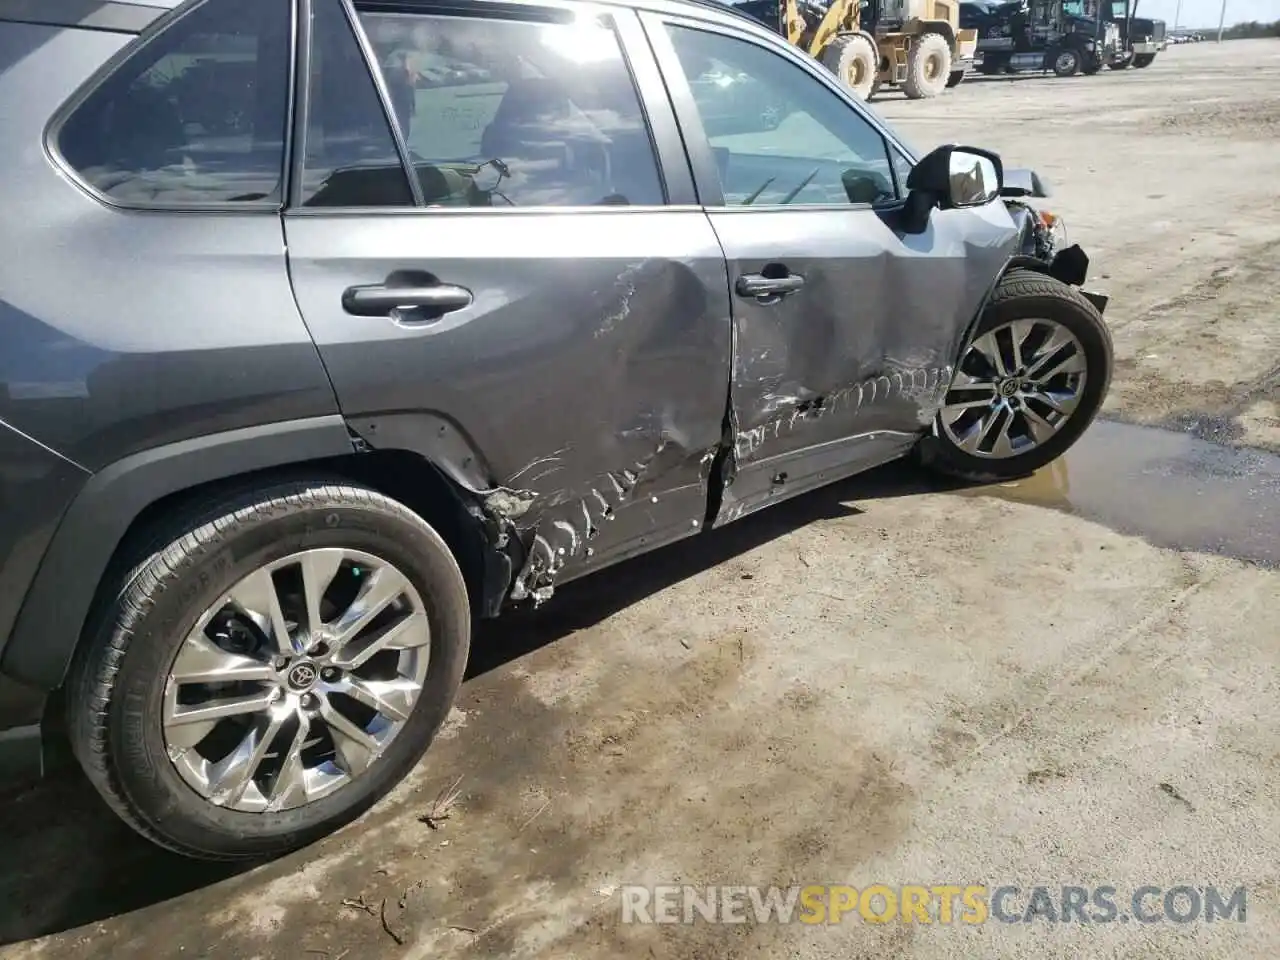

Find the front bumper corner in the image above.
[{"left": 1081, "top": 290, "right": 1110, "bottom": 314}]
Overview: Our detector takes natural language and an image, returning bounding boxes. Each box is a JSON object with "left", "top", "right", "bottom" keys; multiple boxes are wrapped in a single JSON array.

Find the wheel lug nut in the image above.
[
  {"left": 322, "top": 667, "right": 340, "bottom": 682},
  {"left": 300, "top": 693, "right": 319, "bottom": 710},
  {"left": 309, "top": 642, "right": 328, "bottom": 657}
]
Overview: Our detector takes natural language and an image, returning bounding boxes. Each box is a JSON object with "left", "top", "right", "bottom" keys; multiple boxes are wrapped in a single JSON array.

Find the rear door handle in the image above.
[
  {"left": 735, "top": 273, "right": 805, "bottom": 301},
  {"left": 341, "top": 282, "right": 473, "bottom": 321}
]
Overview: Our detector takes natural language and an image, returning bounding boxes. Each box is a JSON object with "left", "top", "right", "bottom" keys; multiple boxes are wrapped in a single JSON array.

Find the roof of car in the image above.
[
  {"left": 48, "top": 0, "right": 751, "bottom": 10},
  {"left": 17, "top": 0, "right": 767, "bottom": 41}
]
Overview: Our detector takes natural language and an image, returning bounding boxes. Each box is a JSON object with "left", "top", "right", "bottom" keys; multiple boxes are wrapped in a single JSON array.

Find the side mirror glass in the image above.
[
  {"left": 948, "top": 149, "right": 1001, "bottom": 207},
  {"left": 906, "top": 143, "right": 1004, "bottom": 209}
]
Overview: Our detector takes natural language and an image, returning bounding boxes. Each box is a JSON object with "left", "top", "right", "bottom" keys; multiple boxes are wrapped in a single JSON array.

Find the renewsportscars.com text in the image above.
[{"left": 620, "top": 884, "right": 1247, "bottom": 925}]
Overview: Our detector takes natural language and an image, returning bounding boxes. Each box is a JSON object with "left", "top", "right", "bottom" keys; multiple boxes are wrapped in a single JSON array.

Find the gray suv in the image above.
[{"left": 0, "top": 0, "right": 1111, "bottom": 859}]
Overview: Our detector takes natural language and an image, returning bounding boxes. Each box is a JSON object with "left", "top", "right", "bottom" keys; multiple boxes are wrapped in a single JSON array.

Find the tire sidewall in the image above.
[
  {"left": 103, "top": 490, "right": 470, "bottom": 857},
  {"left": 928, "top": 281, "right": 1112, "bottom": 479}
]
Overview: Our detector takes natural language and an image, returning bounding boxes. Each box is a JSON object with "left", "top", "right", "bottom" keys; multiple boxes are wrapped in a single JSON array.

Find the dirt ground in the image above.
[{"left": 3, "top": 39, "right": 1279, "bottom": 960}]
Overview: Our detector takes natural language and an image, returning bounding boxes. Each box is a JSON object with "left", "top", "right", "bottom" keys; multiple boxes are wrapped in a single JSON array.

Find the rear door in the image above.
[
  {"left": 283, "top": 0, "right": 731, "bottom": 597},
  {"left": 641, "top": 12, "right": 1019, "bottom": 524}
]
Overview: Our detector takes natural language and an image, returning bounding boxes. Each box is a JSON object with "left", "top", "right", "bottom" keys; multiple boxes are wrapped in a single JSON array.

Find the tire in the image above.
[
  {"left": 946, "top": 68, "right": 966, "bottom": 88},
  {"left": 917, "top": 270, "right": 1114, "bottom": 484},
  {"left": 820, "top": 33, "right": 878, "bottom": 100},
  {"left": 903, "top": 32, "right": 952, "bottom": 99},
  {"left": 1051, "top": 47, "right": 1081, "bottom": 77},
  {"left": 1133, "top": 53, "right": 1155, "bottom": 67},
  {"left": 66, "top": 480, "right": 472, "bottom": 860}
]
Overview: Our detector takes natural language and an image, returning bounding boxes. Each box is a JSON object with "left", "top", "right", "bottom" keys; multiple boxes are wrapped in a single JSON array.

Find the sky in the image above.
[{"left": 1132, "top": 0, "right": 1280, "bottom": 28}]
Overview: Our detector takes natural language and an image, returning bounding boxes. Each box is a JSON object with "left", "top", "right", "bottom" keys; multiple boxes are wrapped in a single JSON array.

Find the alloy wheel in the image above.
[
  {"left": 162, "top": 548, "right": 431, "bottom": 812},
  {"left": 938, "top": 318, "right": 1088, "bottom": 459}
]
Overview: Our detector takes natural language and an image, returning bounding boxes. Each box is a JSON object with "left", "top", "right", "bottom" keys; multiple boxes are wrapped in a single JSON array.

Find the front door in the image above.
[
  {"left": 644, "top": 14, "right": 1019, "bottom": 524},
  {"left": 283, "top": 0, "right": 732, "bottom": 600}
]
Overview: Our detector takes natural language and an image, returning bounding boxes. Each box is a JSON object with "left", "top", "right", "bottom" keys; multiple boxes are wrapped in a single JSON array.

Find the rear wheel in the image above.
[
  {"left": 904, "top": 32, "right": 952, "bottom": 99},
  {"left": 1133, "top": 53, "right": 1156, "bottom": 67},
  {"left": 66, "top": 480, "right": 472, "bottom": 860},
  {"left": 820, "top": 33, "right": 878, "bottom": 100},
  {"left": 918, "top": 271, "right": 1113, "bottom": 483}
]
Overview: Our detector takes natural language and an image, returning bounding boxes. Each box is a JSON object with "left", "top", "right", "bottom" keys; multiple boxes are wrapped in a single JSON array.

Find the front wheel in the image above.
[
  {"left": 1051, "top": 47, "right": 1082, "bottom": 77},
  {"left": 66, "top": 480, "right": 472, "bottom": 860},
  {"left": 917, "top": 270, "right": 1113, "bottom": 483}
]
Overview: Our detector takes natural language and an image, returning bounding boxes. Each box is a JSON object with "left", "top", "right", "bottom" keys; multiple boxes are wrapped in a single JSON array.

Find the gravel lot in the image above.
[{"left": 3, "top": 39, "right": 1278, "bottom": 960}]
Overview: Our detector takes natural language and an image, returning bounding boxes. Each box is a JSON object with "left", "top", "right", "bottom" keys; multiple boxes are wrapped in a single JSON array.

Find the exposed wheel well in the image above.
[{"left": 914, "top": 21, "right": 957, "bottom": 52}]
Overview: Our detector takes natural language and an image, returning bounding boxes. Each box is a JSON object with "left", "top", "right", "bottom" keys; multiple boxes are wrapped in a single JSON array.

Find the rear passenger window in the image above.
[
  {"left": 300, "top": 0, "right": 415, "bottom": 207},
  {"left": 56, "top": 0, "right": 291, "bottom": 206},
  {"left": 354, "top": 7, "right": 666, "bottom": 207}
]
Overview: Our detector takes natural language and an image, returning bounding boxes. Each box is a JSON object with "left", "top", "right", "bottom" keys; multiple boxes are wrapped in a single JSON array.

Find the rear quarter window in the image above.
[{"left": 53, "top": 0, "right": 292, "bottom": 207}]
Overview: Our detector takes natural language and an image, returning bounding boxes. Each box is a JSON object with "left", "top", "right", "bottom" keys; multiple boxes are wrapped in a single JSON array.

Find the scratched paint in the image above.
[
  {"left": 507, "top": 445, "right": 666, "bottom": 604},
  {"left": 734, "top": 364, "right": 954, "bottom": 459}
]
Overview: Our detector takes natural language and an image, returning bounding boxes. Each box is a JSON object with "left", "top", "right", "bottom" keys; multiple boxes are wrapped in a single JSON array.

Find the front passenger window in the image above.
[{"left": 664, "top": 25, "right": 896, "bottom": 207}]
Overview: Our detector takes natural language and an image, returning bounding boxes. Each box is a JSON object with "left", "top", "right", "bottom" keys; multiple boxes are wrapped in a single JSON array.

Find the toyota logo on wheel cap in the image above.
[{"left": 287, "top": 661, "right": 319, "bottom": 691}]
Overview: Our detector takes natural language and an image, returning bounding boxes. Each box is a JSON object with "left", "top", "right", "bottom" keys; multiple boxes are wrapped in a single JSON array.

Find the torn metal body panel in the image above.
[
  {"left": 707, "top": 199, "right": 1020, "bottom": 527},
  {"left": 285, "top": 211, "right": 732, "bottom": 606}
]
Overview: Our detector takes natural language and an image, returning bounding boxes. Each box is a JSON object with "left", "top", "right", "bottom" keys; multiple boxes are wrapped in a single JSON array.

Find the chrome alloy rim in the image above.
[
  {"left": 162, "top": 549, "right": 430, "bottom": 812},
  {"left": 939, "top": 318, "right": 1088, "bottom": 459},
  {"left": 1056, "top": 52, "right": 1077, "bottom": 72}
]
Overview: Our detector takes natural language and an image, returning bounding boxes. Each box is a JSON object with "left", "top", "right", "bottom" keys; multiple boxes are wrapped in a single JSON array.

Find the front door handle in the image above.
[
  {"left": 735, "top": 272, "right": 805, "bottom": 301},
  {"left": 341, "top": 281, "right": 473, "bottom": 321}
]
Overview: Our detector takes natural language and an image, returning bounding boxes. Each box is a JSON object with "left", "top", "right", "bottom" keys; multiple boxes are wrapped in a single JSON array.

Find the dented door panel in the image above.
[
  {"left": 285, "top": 210, "right": 732, "bottom": 601},
  {"left": 709, "top": 201, "right": 1020, "bottom": 526}
]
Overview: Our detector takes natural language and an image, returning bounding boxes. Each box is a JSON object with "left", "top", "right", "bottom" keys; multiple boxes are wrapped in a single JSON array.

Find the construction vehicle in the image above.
[
  {"left": 724, "top": 0, "right": 980, "bottom": 100},
  {"left": 961, "top": 0, "right": 1120, "bottom": 76},
  {"left": 1100, "top": 0, "right": 1167, "bottom": 68}
]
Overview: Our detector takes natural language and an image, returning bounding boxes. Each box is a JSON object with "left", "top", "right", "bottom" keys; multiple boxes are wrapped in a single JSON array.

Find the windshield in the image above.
[{"left": 1063, "top": 0, "right": 1100, "bottom": 16}]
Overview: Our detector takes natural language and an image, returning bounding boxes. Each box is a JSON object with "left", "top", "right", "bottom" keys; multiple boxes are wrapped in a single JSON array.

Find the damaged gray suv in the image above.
[{"left": 0, "top": 0, "right": 1112, "bottom": 859}]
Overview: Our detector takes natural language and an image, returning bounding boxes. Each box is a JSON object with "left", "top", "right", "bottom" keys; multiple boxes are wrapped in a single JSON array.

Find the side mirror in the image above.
[{"left": 906, "top": 144, "right": 1004, "bottom": 209}]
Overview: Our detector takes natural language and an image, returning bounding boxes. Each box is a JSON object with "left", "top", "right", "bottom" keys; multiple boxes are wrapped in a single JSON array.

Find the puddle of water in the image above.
[{"left": 952, "top": 419, "right": 1280, "bottom": 568}]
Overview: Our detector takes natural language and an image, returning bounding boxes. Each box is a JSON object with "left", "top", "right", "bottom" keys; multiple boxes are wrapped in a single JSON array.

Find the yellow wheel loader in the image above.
[{"left": 729, "top": 0, "right": 978, "bottom": 99}]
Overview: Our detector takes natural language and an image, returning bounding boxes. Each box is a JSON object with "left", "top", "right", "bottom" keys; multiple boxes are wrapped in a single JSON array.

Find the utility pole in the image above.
[{"left": 1216, "top": 0, "right": 1226, "bottom": 41}]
